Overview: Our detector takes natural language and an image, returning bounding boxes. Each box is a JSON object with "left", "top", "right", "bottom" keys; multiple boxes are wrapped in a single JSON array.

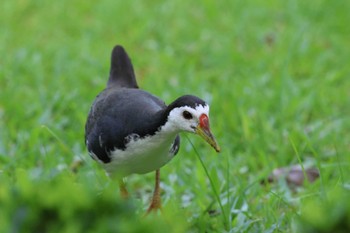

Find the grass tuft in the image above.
[{"left": 1, "top": 0, "right": 349, "bottom": 231}]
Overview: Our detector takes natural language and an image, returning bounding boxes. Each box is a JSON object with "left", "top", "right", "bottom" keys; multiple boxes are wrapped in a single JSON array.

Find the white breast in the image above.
[{"left": 103, "top": 131, "right": 178, "bottom": 177}]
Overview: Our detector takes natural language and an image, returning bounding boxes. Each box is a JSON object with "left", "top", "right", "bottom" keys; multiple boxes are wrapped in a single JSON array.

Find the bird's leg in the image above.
[
  {"left": 146, "top": 169, "right": 162, "bottom": 213},
  {"left": 119, "top": 179, "right": 129, "bottom": 199}
]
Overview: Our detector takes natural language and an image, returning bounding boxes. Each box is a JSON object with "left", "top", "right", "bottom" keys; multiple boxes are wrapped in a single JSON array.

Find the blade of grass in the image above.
[
  {"left": 289, "top": 136, "right": 309, "bottom": 186},
  {"left": 269, "top": 191, "right": 297, "bottom": 214},
  {"left": 333, "top": 143, "right": 344, "bottom": 185},
  {"left": 303, "top": 135, "right": 326, "bottom": 198},
  {"left": 41, "top": 125, "right": 73, "bottom": 155},
  {"left": 226, "top": 139, "right": 231, "bottom": 230},
  {"left": 186, "top": 136, "right": 229, "bottom": 230},
  {"left": 41, "top": 125, "right": 102, "bottom": 181}
]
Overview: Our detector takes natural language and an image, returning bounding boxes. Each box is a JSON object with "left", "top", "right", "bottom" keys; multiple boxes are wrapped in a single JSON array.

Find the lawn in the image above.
[{"left": 1, "top": 0, "right": 349, "bottom": 232}]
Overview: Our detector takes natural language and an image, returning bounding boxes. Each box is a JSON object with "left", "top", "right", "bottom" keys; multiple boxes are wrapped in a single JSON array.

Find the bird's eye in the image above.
[{"left": 182, "top": 111, "right": 193, "bottom": 120}]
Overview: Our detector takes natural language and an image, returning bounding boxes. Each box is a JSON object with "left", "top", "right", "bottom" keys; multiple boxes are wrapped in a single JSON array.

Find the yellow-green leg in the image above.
[
  {"left": 146, "top": 169, "right": 162, "bottom": 213},
  {"left": 119, "top": 179, "right": 129, "bottom": 199}
]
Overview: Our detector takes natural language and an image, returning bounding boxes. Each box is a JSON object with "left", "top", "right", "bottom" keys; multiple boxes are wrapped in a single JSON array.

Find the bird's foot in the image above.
[
  {"left": 119, "top": 179, "right": 129, "bottom": 199},
  {"left": 146, "top": 197, "right": 162, "bottom": 214}
]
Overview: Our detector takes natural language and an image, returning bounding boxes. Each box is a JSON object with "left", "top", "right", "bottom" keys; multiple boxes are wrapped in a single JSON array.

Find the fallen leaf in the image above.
[{"left": 261, "top": 165, "right": 320, "bottom": 188}]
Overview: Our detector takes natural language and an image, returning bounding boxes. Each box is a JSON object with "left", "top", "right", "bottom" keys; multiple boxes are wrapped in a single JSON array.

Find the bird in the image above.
[{"left": 85, "top": 45, "right": 220, "bottom": 213}]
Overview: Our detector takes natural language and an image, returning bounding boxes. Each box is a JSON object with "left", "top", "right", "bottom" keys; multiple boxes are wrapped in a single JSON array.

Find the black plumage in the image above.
[
  {"left": 84, "top": 45, "right": 220, "bottom": 212},
  {"left": 108, "top": 45, "right": 138, "bottom": 88},
  {"left": 85, "top": 45, "right": 194, "bottom": 163}
]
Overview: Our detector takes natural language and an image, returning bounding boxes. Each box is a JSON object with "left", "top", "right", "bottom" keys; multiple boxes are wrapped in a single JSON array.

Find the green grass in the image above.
[{"left": 1, "top": 0, "right": 349, "bottom": 232}]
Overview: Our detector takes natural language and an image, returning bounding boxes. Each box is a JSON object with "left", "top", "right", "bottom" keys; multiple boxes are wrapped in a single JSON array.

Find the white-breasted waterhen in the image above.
[{"left": 85, "top": 45, "right": 220, "bottom": 212}]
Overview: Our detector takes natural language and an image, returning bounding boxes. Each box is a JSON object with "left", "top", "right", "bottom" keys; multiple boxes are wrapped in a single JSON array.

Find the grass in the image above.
[{"left": 1, "top": 0, "right": 349, "bottom": 232}]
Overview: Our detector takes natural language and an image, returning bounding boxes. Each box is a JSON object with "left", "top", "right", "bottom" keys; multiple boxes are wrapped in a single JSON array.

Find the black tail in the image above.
[{"left": 107, "top": 45, "right": 138, "bottom": 88}]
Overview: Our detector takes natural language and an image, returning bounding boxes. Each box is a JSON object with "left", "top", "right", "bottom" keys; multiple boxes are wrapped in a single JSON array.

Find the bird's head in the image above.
[{"left": 166, "top": 95, "right": 220, "bottom": 152}]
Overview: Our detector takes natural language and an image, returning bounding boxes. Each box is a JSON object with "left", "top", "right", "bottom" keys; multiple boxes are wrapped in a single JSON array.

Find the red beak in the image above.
[{"left": 195, "top": 114, "right": 220, "bottom": 152}]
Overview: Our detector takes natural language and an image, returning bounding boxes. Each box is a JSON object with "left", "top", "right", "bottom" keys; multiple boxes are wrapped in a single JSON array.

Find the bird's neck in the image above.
[{"left": 157, "top": 118, "right": 181, "bottom": 136}]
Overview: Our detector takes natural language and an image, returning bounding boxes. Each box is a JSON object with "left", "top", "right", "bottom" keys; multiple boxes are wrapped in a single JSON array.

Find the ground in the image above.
[{"left": 0, "top": 0, "right": 349, "bottom": 232}]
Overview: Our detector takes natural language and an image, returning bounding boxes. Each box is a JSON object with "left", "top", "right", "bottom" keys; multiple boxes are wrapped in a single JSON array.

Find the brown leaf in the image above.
[{"left": 261, "top": 165, "right": 320, "bottom": 188}]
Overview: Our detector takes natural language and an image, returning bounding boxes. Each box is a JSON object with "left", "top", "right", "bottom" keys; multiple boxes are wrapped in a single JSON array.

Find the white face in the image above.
[{"left": 166, "top": 104, "right": 210, "bottom": 133}]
